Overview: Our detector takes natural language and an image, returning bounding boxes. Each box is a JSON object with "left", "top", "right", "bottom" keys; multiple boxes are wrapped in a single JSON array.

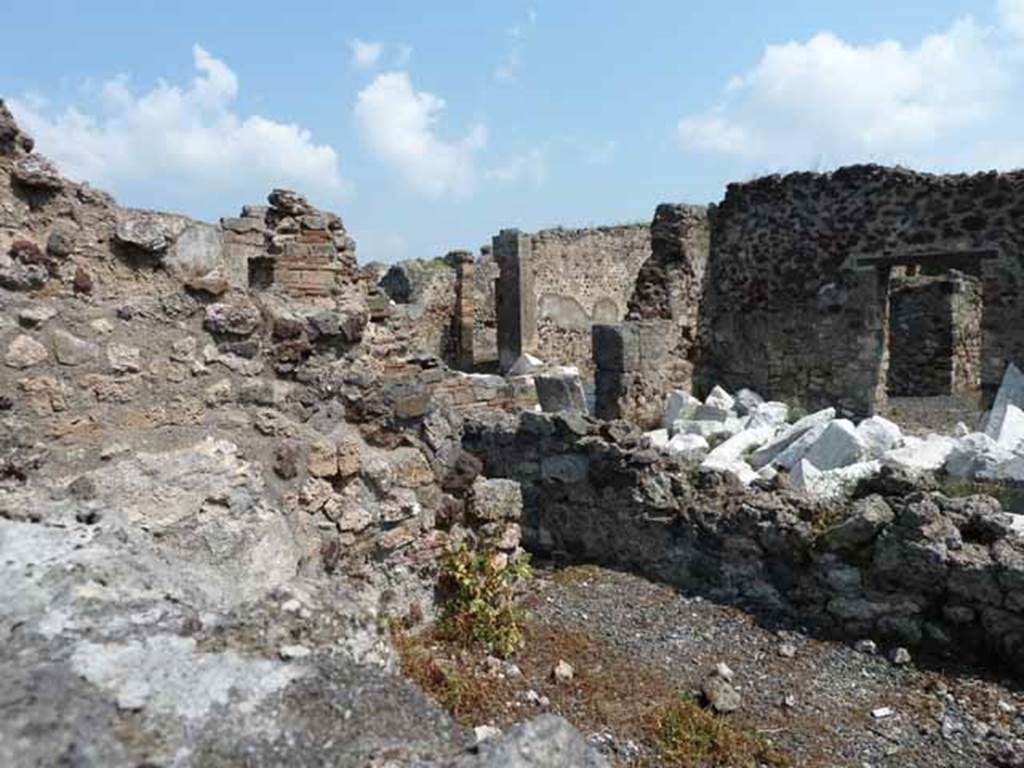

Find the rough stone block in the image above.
[
  {"left": 748, "top": 408, "right": 836, "bottom": 469},
  {"left": 803, "top": 419, "right": 868, "bottom": 471},
  {"left": 856, "top": 415, "right": 903, "bottom": 458},
  {"left": 745, "top": 401, "right": 789, "bottom": 429},
  {"left": 664, "top": 433, "right": 709, "bottom": 461},
  {"left": 662, "top": 389, "right": 700, "bottom": 428},
  {"left": 985, "top": 362, "right": 1024, "bottom": 441},
  {"left": 592, "top": 323, "right": 640, "bottom": 372},
  {"left": 535, "top": 374, "right": 587, "bottom": 414},
  {"left": 704, "top": 385, "right": 735, "bottom": 412},
  {"left": 733, "top": 388, "right": 764, "bottom": 416},
  {"left": 470, "top": 477, "right": 523, "bottom": 522},
  {"left": 882, "top": 434, "right": 956, "bottom": 473}
]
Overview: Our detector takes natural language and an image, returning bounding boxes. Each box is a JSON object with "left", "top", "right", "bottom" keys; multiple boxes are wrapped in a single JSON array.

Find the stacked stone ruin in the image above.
[{"left": 4, "top": 94, "right": 1024, "bottom": 766}]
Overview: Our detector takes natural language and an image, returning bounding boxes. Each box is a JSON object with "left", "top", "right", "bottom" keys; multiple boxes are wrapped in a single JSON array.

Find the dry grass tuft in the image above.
[{"left": 393, "top": 620, "right": 791, "bottom": 766}]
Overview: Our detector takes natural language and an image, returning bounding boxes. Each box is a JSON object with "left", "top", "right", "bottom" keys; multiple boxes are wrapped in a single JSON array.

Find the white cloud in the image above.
[
  {"left": 354, "top": 71, "right": 486, "bottom": 198},
  {"left": 350, "top": 39, "right": 384, "bottom": 69},
  {"left": 999, "top": 0, "right": 1024, "bottom": 37},
  {"left": 350, "top": 39, "right": 412, "bottom": 70},
  {"left": 486, "top": 147, "right": 547, "bottom": 185},
  {"left": 493, "top": 10, "right": 537, "bottom": 84},
  {"left": 677, "top": 15, "right": 1014, "bottom": 169},
  {"left": 9, "top": 45, "right": 345, "bottom": 208}
]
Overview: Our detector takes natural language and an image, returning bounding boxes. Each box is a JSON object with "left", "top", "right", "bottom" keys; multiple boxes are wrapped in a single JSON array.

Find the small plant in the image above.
[
  {"left": 436, "top": 542, "right": 531, "bottom": 658},
  {"left": 655, "top": 694, "right": 790, "bottom": 767}
]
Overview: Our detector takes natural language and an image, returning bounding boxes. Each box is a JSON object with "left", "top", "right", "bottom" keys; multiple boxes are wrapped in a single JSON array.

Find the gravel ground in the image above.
[
  {"left": 883, "top": 395, "right": 984, "bottom": 437},
  {"left": 528, "top": 565, "right": 1024, "bottom": 767}
]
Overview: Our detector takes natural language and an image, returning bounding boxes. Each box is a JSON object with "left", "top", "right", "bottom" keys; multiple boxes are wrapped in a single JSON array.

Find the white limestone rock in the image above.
[
  {"left": 692, "top": 404, "right": 731, "bottom": 423},
  {"left": 985, "top": 362, "right": 1024, "bottom": 441},
  {"left": 803, "top": 419, "right": 868, "bottom": 471},
  {"left": 644, "top": 429, "right": 670, "bottom": 451},
  {"left": 665, "top": 433, "right": 710, "bottom": 461},
  {"left": 733, "top": 388, "right": 764, "bottom": 416},
  {"left": 704, "top": 426, "right": 776, "bottom": 466},
  {"left": 662, "top": 390, "right": 700, "bottom": 429},
  {"left": 856, "top": 416, "right": 903, "bottom": 459},
  {"left": 883, "top": 434, "right": 956, "bottom": 473},
  {"left": 673, "top": 420, "right": 729, "bottom": 440},
  {"left": 748, "top": 408, "right": 836, "bottom": 469},
  {"left": 945, "top": 433, "right": 1013, "bottom": 479},
  {"left": 703, "top": 457, "right": 760, "bottom": 486},
  {"left": 978, "top": 456, "right": 1024, "bottom": 485},
  {"left": 508, "top": 353, "right": 544, "bottom": 377},
  {"left": 992, "top": 403, "right": 1024, "bottom": 452},
  {"left": 704, "top": 385, "right": 735, "bottom": 412},
  {"left": 792, "top": 459, "right": 882, "bottom": 501},
  {"left": 771, "top": 421, "right": 830, "bottom": 472},
  {"left": 745, "top": 401, "right": 789, "bottom": 430}
]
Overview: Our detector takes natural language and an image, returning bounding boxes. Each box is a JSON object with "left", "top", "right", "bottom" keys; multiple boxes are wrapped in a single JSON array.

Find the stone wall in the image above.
[
  {"left": 592, "top": 320, "right": 676, "bottom": 428},
  {"left": 700, "top": 166, "right": 1024, "bottom": 416},
  {"left": 620, "top": 204, "right": 711, "bottom": 405},
  {"left": 464, "top": 411, "right": 1024, "bottom": 676},
  {"left": 530, "top": 224, "right": 650, "bottom": 373},
  {"left": 378, "top": 258, "right": 458, "bottom": 362},
  {"left": 952, "top": 273, "right": 984, "bottom": 396},
  {"left": 473, "top": 248, "right": 499, "bottom": 367},
  {"left": 492, "top": 224, "right": 650, "bottom": 374}
]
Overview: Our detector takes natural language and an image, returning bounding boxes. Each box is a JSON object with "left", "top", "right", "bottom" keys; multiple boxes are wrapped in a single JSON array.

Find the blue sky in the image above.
[{"left": 2, "top": 1, "right": 1022, "bottom": 263}]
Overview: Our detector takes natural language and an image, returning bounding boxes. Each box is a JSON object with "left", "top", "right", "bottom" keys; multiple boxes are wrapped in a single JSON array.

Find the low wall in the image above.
[{"left": 464, "top": 411, "right": 1024, "bottom": 675}]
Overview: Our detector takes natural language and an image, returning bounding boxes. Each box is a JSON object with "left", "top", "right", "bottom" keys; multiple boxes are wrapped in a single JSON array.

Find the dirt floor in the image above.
[
  {"left": 398, "top": 565, "right": 1024, "bottom": 767},
  {"left": 882, "top": 395, "right": 985, "bottom": 437}
]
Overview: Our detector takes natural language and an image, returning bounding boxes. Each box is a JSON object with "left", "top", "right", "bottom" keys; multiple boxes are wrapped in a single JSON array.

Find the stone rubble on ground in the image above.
[{"left": 643, "top": 377, "right": 1024, "bottom": 500}]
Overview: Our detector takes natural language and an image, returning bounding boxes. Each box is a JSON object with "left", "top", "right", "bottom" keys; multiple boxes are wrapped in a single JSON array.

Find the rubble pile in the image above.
[{"left": 642, "top": 364, "right": 1024, "bottom": 507}]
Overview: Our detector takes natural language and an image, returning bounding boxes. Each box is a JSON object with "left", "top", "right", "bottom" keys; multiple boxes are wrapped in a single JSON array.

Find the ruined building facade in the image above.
[{"left": 451, "top": 165, "right": 1024, "bottom": 426}]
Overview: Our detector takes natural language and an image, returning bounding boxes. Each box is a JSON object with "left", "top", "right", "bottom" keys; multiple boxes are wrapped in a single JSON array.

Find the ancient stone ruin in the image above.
[{"left": 3, "top": 98, "right": 1024, "bottom": 766}]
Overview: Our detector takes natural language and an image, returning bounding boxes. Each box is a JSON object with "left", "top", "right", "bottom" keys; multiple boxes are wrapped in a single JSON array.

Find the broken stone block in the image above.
[
  {"left": 803, "top": 419, "right": 868, "bottom": 471},
  {"left": 702, "top": 457, "right": 760, "bottom": 486},
  {"left": 979, "top": 456, "right": 1024, "bottom": 484},
  {"left": 664, "top": 433, "right": 709, "bottom": 461},
  {"left": 992, "top": 403, "right": 1024, "bottom": 451},
  {"left": 745, "top": 401, "right": 789, "bottom": 429},
  {"left": 945, "top": 433, "right": 1014, "bottom": 479},
  {"left": 12, "top": 153, "right": 63, "bottom": 189},
  {"left": 704, "top": 385, "right": 735, "bottom": 412},
  {"left": 508, "top": 353, "right": 543, "bottom": 377},
  {"left": 692, "top": 404, "right": 731, "bottom": 422},
  {"left": 856, "top": 415, "right": 903, "bottom": 459},
  {"left": 535, "top": 373, "right": 587, "bottom": 414},
  {"left": 792, "top": 459, "right": 882, "bottom": 500},
  {"left": 748, "top": 408, "right": 836, "bottom": 469},
  {"left": 115, "top": 216, "right": 169, "bottom": 252},
  {"left": 662, "top": 389, "right": 700, "bottom": 429},
  {"left": 985, "top": 362, "right": 1024, "bottom": 442},
  {"left": 883, "top": 434, "right": 956, "bottom": 473},
  {"left": 644, "top": 428, "right": 670, "bottom": 450},
  {"left": 166, "top": 223, "right": 226, "bottom": 283},
  {"left": 770, "top": 421, "right": 831, "bottom": 472},
  {"left": 672, "top": 419, "right": 741, "bottom": 442},
  {"left": 733, "top": 388, "right": 764, "bottom": 416},
  {"left": 703, "top": 425, "right": 775, "bottom": 466}
]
